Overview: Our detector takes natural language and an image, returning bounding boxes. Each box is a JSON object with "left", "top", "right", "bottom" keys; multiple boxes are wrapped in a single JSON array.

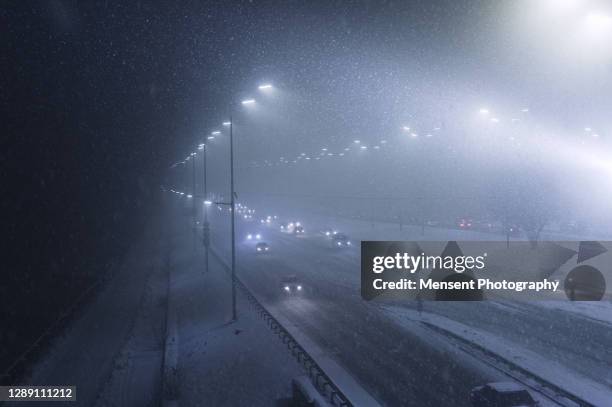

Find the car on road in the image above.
[
  {"left": 246, "top": 233, "right": 262, "bottom": 241},
  {"left": 456, "top": 217, "right": 474, "bottom": 229},
  {"left": 255, "top": 242, "right": 270, "bottom": 253},
  {"left": 280, "top": 275, "right": 303, "bottom": 294},
  {"left": 281, "top": 221, "right": 302, "bottom": 233},
  {"left": 294, "top": 225, "right": 305, "bottom": 235},
  {"left": 471, "top": 382, "right": 538, "bottom": 407},
  {"left": 322, "top": 229, "right": 339, "bottom": 237},
  {"left": 331, "top": 233, "right": 351, "bottom": 247}
]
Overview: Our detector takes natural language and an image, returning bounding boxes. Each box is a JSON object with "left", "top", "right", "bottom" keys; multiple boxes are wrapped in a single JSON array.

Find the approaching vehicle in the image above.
[
  {"left": 260, "top": 215, "right": 274, "bottom": 225},
  {"left": 246, "top": 233, "right": 262, "bottom": 241},
  {"left": 471, "top": 382, "right": 538, "bottom": 407},
  {"left": 280, "top": 275, "right": 303, "bottom": 294},
  {"left": 282, "top": 222, "right": 303, "bottom": 234},
  {"left": 255, "top": 242, "right": 270, "bottom": 253},
  {"left": 331, "top": 233, "right": 351, "bottom": 247},
  {"left": 322, "top": 229, "right": 338, "bottom": 238}
]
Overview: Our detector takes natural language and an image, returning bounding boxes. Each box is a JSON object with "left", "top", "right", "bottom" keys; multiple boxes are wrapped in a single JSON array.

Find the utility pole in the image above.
[
  {"left": 229, "top": 113, "right": 237, "bottom": 321},
  {"left": 192, "top": 152, "right": 197, "bottom": 252},
  {"left": 202, "top": 144, "right": 209, "bottom": 272}
]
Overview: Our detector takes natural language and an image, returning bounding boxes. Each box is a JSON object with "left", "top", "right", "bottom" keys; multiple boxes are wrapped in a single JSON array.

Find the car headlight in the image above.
[
  {"left": 247, "top": 234, "right": 252, "bottom": 240},
  {"left": 297, "top": 285, "right": 302, "bottom": 290},
  {"left": 257, "top": 247, "right": 261, "bottom": 251},
  {"left": 284, "top": 286, "right": 290, "bottom": 291},
  {"left": 337, "top": 241, "right": 342, "bottom": 246},
  {"left": 347, "top": 241, "right": 351, "bottom": 245},
  {"left": 325, "top": 231, "right": 330, "bottom": 236},
  {"left": 265, "top": 247, "right": 269, "bottom": 251},
  {"left": 256, "top": 234, "right": 261, "bottom": 239}
]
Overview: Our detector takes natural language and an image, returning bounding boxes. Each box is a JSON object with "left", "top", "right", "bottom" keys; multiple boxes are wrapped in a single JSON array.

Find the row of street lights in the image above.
[{"left": 171, "top": 82, "right": 274, "bottom": 322}]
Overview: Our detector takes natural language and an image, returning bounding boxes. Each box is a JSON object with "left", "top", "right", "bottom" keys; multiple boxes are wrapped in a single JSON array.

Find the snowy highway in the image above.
[
  {"left": 7, "top": 2, "right": 612, "bottom": 406},
  {"left": 202, "top": 199, "right": 612, "bottom": 406},
  {"left": 210, "top": 210, "right": 503, "bottom": 406}
]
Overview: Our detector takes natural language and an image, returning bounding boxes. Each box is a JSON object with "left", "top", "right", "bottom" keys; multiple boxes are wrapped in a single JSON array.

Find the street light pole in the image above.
[
  {"left": 229, "top": 113, "right": 237, "bottom": 321},
  {"left": 192, "top": 152, "right": 197, "bottom": 251},
  {"left": 202, "top": 144, "right": 209, "bottom": 273}
]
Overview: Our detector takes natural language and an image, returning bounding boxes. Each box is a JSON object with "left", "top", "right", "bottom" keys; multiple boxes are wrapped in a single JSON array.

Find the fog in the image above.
[
  {"left": 166, "top": 0, "right": 612, "bottom": 237},
  {"left": 4, "top": 1, "right": 612, "bottom": 405}
]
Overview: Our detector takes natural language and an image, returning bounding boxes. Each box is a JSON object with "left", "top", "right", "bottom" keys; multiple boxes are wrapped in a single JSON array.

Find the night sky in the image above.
[{"left": 2, "top": 0, "right": 491, "bottom": 284}]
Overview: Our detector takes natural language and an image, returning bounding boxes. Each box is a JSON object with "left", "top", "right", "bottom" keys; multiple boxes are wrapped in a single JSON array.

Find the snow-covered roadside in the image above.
[
  {"left": 3, "top": 213, "right": 164, "bottom": 407},
  {"left": 382, "top": 306, "right": 612, "bottom": 407},
  {"left": 167, "top": 212, "right": 305, "bottom": 406},
  {"left": 95, "top": 246, "right": 167, "bottom": 407},
  {"left": 534, "top": 301, "right": 612, "bottom": 326}
]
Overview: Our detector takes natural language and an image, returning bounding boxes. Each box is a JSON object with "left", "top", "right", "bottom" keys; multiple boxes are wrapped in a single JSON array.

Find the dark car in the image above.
[
  {"left": 331, "top": 233, "right": 351, "bottom": 247},
  {"left": 322, "top": 229, "right": 338, "bottom": 238},
  {"left": 457, "top": 217, "right": 474, "bottom": 229},
  {"left": 294, "top": 225, "right": 305, "bottom": 235},
  {"left": 255, "top": 242, "right": 270, "bottom": 253},
  {"left": 280, "top": 275, "right": 303, "bottom": 294},
  {"left": 471, "top": 382, "right": 538, "bottom": 407}
]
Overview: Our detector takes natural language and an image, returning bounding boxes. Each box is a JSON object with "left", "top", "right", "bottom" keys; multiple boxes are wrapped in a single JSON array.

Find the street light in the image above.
[
  {"left": 226, "top": 88, "right": 264, "bottom": 321},
  {"left": 258, "top": 84, "right": 273, "bottom": 90}
]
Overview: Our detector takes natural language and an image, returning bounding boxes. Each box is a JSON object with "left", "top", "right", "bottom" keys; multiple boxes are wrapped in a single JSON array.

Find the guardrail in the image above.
[{"left": 422, "top": 321, "right": 594, "bottom": 407}]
